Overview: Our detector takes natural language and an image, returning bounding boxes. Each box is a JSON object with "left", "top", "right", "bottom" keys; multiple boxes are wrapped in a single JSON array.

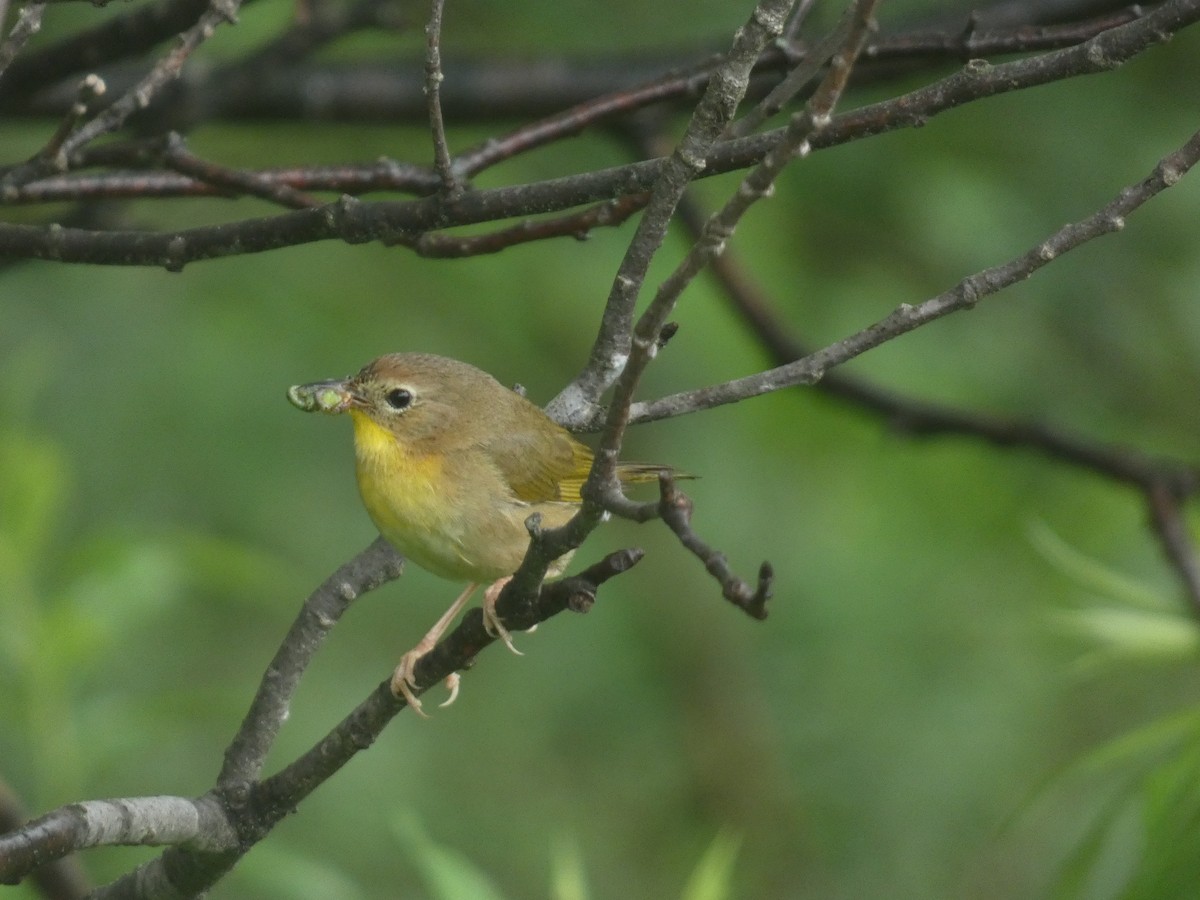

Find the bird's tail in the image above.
[
  {"left": 557, "top": 461, "right": 694, "bottom": 503},
  {"left": 614, "top": 462, "right": 694, "bottom": 485}
]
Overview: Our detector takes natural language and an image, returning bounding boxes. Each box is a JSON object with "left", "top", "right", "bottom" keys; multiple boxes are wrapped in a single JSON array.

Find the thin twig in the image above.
[
  {"left": 780, "top": 0, "right": 818, "bottom": 44},
  {"left": 586, "top": 0, "right": 875, "bottom": 614},
  {"left": 5, "top": 153, "right": 443, "bottom": 204},
  {"left": 389, "top": 192, "right": 648, "bottom": 257},
  {"left": 4, "top": 3, "right": 1189, "bottom": 266},
  {"left": 35, "top": 74, "right": 107, "bottom": 172},
  {"left": 453, "top": 55, "right": 718, "bottom": 177},
  {"left": 650, "top": 0, "right": 876, "bottom": 354},
  {"left": 2, "top": 0, "right": 247, "bottom": 191},
  {"left": 161, "top": 132, "right": 324, "bottom": 209},
  {"left": 1146, "top": 485, "right": 1200, "bottom": 620},
  {"left": 670, "top": 190, "right": 1200, "bottom": 502},
  {"left": 223, "top": 0, "right": 405, "bottom": 73},
  {"left": 728, "top": 0, "right": 861, "bottom": 138},
  {"left": 218, "top": 537, "right": 403, "bottom": 787},
  {"left": 47, "top": 546, "right": 641, "bottom": 897},
  {"left": 628, "top": 126, "right": 1200, "bottom": 427},
  {"left": 547, "top": 0, "right": 795, "bottom": 429},
  {"left": 0, "top": 0, "right": 212, "bottom": 102},
  {"left": 657, "top": 474, "right": 773, "bottom": 619},
  {"left": 0, "top": 2, "right": 44, "bottom": 84},
  {"left": 423, "top": 0, "right": 458, "bottom": 194}
]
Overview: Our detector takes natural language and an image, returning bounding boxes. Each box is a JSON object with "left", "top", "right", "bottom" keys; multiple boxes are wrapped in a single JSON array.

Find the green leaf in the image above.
[
  {"left": 1028, "top": 521, "right": 1170, "bottom": 612},
  {"left": 391, "top": 812, "right": 507, "bottom": 900},
  {"left": 0, "top": 432, "right": 68, "bottom": 567},
  {"left": 1051, "top": 606, "right": 1199, "bottom": 666},
  {"left": 681, "top": 829, "right": 741, "bottom": 900},
  {"left": 549, "top": 834, "right": 589, "bottom": 900},
  {"left": 237, "top": 841, "right": 370, "bottom": 900}
]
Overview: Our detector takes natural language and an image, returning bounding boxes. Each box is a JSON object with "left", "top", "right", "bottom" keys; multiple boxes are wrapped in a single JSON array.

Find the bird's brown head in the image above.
[{"left": 287, "top": 352, "right": 507, "bottom": 451}]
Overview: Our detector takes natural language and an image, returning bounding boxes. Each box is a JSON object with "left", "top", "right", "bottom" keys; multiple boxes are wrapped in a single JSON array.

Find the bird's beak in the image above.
[{"left": 287, "top": 377, "right": 361, "bottom": 415}]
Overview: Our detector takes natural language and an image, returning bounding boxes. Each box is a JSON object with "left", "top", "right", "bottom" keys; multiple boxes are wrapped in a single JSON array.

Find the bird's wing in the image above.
[{"left": 481, "top": 418, "right": 592, "bottom": 504}]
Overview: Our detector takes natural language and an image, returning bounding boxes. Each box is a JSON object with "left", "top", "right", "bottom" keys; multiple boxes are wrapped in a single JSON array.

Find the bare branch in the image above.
[
  {"left": 6, "top": 154, "right": 442, "bottom": 204},
  {"left": 0, "top": 0, "right": 217, "bottom": 103},
  {"left": 423, "top": 0, "right": 458, "bottom": 194},
  {"left": 390, "top": 192, "right": 649, "bottom": 257},
  {"left": 657, "top": 475, "right": 773, "bottom": 619},
  {"left": 26, "top": 74, "right": 107, "bottom": 173},
  {"left": 84, "top": 547, "right": 641, "bottom": 898},
  {"left": 1147, "top": 485, "right": 1200, "bottom": 620},
  {"left": 160, "top": 132, "right": 323, "bottom": 209},
  {"left": 0, "top": 796, "right": 236, "bottom": 884},
  {"left": 628, "top": 126, "right": 1200, "bottom": 427},
  {"left": 218, "top": 537, "right": 403, "bottom": 787},
  {"left": 3, "top": 4, "right": 1194, "bottom": 265},
  {"left": 648, "top": 0, "right": 876, "bottom": 359},
  {"left": 0, "top": 6, "right": 1147, "bottom": 127},
  {"left": 0, "top": 2, "right": 44, "bottom": 84},
  {"left": 578, "top": 0, "right": 875, "bottom": 618},
  {"left": 548, "top": 0, "right": 795, "bottom": 428},
  {"left": 0, "top": 777, "right": 89, "bottom": 899},
  {"left": 1, "top": 0, "right": 247, "bottom": 193},
  {"left": 729, "top": 0, "right": 861, "bottom": 138}
]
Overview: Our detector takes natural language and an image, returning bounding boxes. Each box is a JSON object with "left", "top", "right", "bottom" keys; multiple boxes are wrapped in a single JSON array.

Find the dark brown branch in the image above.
[
  {"left": 423, "top": 0, "right": 458, "bottom": 194},
  {"left": 220, "top": 0, "right": 405, "bottom": 74},
  {"left": 550, "top": 0, "right": 794, "bottom": 431},
  {"left": 1146, "top": 485, "right": 1200, "bottom": 619},
  {"left": 0, "top": 777, "right": 89, "bottom": 899},
  {"left": 2, "top": 3, "right": 1190, "bottom": 267},
  {"left": 0, "top": 5, "right": 1146, "bottom": 125},
  {"left": 388, "top": 192, "right": 648, "bottom": 257},
  {"left": 0, "top": 796, "right": 236, "bottom": 888},
  {"left": 6, "top": 154, "right": 443, "bottom": 204},
  {"left": 218, "top": 537, "right": 403, "bottom": 787},
  {"left": 79, "top": 546, "right": 642, "bottom": 898},
  {"left": 667, "top": 129, "right": 1200, "bottom": 620},
  {"left": 0, "top": 2, "right": 45, "bottom": 84},
  {"left": 160, "top": 132, "right": 323, "bottom": 210},
  {"left": 628, "top": 124, "right": 1200, "bottom": 428},
  {"left": 657, "top": 475, "right": 772, "bottom": 619},
  {"left": 0, "top": 0, "right": 219, "bottom": 104}
]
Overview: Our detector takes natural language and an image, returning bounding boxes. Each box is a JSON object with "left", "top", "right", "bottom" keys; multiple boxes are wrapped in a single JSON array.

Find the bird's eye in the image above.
[{"left": 385, "top": 388, "right": 413, "bottom": 410}]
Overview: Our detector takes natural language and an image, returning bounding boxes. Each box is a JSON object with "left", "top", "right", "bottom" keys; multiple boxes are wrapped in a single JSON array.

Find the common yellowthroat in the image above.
[{"left": 288, "top": 353, "right": 676, "bottom": 712}]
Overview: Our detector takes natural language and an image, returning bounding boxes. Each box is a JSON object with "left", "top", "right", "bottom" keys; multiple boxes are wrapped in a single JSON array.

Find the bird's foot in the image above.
[{"left": 482, "top": 576, "right": 523, "bottom": 655}]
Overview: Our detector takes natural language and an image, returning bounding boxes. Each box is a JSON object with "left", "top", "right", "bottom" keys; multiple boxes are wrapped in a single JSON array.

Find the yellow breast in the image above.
[{"left": 350, "top": 410, "right": 469, "bottom": 579}]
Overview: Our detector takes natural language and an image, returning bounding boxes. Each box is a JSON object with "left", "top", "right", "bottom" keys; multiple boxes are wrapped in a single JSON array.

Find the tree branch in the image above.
[
  {"left": 0, "top": 2, "right": 44, "bottom": 84},
  {"left": 423, "top": 0, "right": 458, "bottom": 194},
  {"left": 218, "top": 536, "right": 403, "bottom": 787},
  {"left": 3, "top": 3, "right": 1195, "bottom": 265},
  {"left": 627, "top": 126, "right": 1200, "bottom": 427},
  {"left": 548, "top": 0, "right": 796, "bottom": 427}
]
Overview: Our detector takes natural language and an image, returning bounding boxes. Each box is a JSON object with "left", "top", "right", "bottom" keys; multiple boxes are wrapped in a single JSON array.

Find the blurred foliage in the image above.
[{"left": 3, "top": 1, "right": 1200, "bottom": 898}]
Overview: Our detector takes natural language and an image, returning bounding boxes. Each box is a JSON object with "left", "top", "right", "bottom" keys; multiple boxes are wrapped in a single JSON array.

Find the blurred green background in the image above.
[{"left": 3, "top": 2, "right": 1200, "bottom": 898}]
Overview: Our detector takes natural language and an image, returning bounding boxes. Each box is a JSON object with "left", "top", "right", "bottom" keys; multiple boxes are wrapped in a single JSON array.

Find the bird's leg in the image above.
[
  {"left": 482, "top": 576, "right": 525, "bottom": 656},
  {"left": 391, "top": 582, "right": 477, "bottom": 716}
]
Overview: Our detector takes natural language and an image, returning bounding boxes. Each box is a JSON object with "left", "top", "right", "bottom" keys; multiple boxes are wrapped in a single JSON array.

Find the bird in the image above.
[{"left": 288, "top": 352, "right": 678, "bottom": 714}]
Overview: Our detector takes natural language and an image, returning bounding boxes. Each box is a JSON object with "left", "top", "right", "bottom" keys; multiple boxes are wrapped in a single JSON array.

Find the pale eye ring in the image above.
[{"left": 385, "top": 388, "right": 413, "bottom": 410}]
